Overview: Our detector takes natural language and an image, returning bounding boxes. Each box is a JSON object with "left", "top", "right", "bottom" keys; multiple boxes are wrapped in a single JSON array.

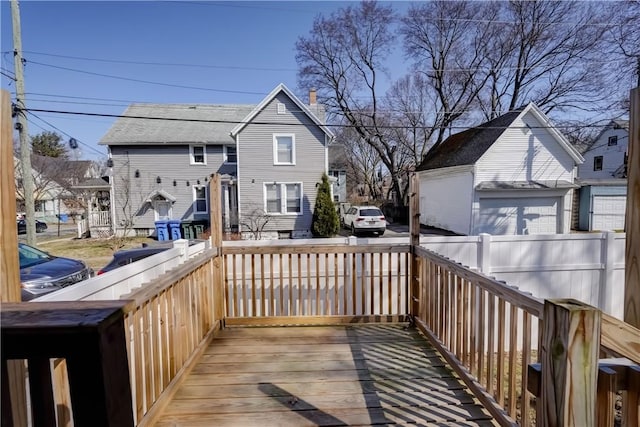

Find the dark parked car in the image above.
[
  {"left": 19, "top": 243, "right": 93, "bottom": 301},
  {"left": 17, "top": 219, "right": 48, "bottom": 234},
  {"left": 97, "top": 246, "right": 170, "bottom": 275}
]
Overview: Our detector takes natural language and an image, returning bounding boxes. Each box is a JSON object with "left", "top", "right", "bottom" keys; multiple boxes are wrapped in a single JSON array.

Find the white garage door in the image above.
[
  {"left": 591, "top": 195, "right": 626, "bottom": 231},
  {"left": 478, "top": 197, "right": 559, "bottom": 235}
]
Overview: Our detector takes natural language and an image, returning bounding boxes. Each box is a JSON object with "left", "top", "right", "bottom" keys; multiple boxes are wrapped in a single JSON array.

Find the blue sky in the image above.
[{"left": 1, "top": 1, "right": 408, "bottom": 160}]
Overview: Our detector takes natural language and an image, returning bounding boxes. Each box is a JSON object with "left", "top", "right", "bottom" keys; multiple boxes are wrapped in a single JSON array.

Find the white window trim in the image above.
[
  {"left": 263, "top": 182, "right": 303, "bottom": 215},
  {"left": 193, "top": 185, "right": 209, "bottom": 214},
  {"left": 273, "top": 134, "right": 296, "bottom": 165},
  {"left": 224, "top": 145, "right": 237, "bottom": 164},
  {"left": 153, "top": 200, "right": 173, "bottom": 221},
  {"left": 189, "top": 145, "right": 207, "bottom": 165}
]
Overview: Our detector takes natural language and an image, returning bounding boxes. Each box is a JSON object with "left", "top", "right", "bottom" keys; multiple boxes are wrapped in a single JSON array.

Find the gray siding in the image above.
[
  {"left": 110, "top": 144, "right": 233, "bottom": 231},
  {"left": 237, "top": 92, "right": 327, "bottom": 234}
]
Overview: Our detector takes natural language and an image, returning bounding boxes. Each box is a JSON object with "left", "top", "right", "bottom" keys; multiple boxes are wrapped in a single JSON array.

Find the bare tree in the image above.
[
  {"left": 605, "top": 0, "right": 640, "bottom": 88},
  {"left": 296, "top": 1, "right": 407, "bottom": 206},
  {"left": 240, "top": 207, "right": 271, "bottom": 240},
  {"left": 110, "top": 155, "right": 149, "bottom": 249},
  {"left": 403, "top": 1, "right": 618, "bottom": 122},
  {"left": 400, "top": 1, "right": 497, "bottom": 145},
  {"left": 14, "top": 154, "right": 74, "bottom": 215},
  {"left": 334, "top": 126, "right": 384, "bottom": 202},
  {"left": 383, "top": 73, "right": 439, "bottom": 194}
]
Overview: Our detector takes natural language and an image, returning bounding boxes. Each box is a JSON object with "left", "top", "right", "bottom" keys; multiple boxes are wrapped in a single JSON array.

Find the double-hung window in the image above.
[
  {"left": 193, "top": 185, "right": 208, "bottom": 213},
  {"left": 594, "top": 155, "right": 603, "bottom": 171},
  {"left": 224, "top": 146, "right": 237, "bottom": 163},
  {"left": 273, "top": 134, "right": 295, "bottom": 165},
  {"left": 264, "top": 182, "right": 302, "bottom": 214},
  {"left": 190, "top": 145, "right": 206, "bottom": 165}
]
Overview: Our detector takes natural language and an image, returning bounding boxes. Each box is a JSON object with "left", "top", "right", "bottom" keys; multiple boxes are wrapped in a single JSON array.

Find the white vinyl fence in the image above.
[{"left": 422, "top": 232, "right": 626, "bottom": 319}]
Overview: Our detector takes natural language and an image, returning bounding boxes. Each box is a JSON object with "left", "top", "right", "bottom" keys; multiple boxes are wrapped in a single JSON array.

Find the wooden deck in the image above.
[{"left": 155, "top": 324, "right": 496, "bottom": 426}]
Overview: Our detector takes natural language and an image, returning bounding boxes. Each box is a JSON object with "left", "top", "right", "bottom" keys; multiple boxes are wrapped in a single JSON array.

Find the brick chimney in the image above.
[{"left": 309, "top": 88, "right": 317, "bottom": 106}]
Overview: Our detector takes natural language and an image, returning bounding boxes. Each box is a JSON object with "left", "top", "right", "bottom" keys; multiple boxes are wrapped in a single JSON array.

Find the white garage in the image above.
[
  {"left": 591, "top": 195, "right": 626, "bottom": 231},
  {"left": 477, "top": 197, "right": 560, "bottom": 235},
  {"left": 577, "top": 182, "right": 627, "bottom": 231}
]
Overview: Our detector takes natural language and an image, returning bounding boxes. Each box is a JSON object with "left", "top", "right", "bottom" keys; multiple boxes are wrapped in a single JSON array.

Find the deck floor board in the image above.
[{"left": 155, "top": 324, "right": 496, "bottom": 426}]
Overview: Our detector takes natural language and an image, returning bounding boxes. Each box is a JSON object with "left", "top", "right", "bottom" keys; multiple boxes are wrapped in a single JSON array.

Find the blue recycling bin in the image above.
[
  {"left": 168, "top": 219, "right": 182, "bottom": 240},
  {"left": 155, "top": 220, "right": 169, "bottom": 241},
  {"left": 58, "top": 214, "right": 68, "bottom": 223}
]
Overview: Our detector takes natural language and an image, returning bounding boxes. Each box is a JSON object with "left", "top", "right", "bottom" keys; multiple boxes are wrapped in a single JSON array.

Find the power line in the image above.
[
  {"left": 19, "top": 51, "right": 297, "bottom": 72},
  {"left": 20, "top": 106, "right": 618, "bottom": 131},
  {"left": 26, "top": 60, "right": 270, "bottom": 96},
  {"left": 16, "top": 51, "right": 631, "bottom": 75},
  {"left": 25, "top": 110, "right": 106, "bottom": 157},
  {"left": 8, "top": 89, "right": 628, "bottom": 119},
  {"left": 0, "top": 69, "right": 16, "bottom": 81}
]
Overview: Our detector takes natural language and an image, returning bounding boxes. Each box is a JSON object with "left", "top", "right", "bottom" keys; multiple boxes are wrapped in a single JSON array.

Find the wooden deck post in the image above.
[
  {"left": 409, "top": 173, "right": 420, "bottom": 319},
  {"left": 209, "top": 174, "right": 225, "bottom": 322},
  {"left": 625, "top": 86, "right": 639, "bottom": 328},
  {"left": 540, "top": 299, "right": 601, "bottom": 427},
  {"left": 1, "top": 301, "right": 135, "bottom": 427},
  {"left": 0, "top": 89, "right": 29, "bottom": 427},
  {"left": 209, "top": 173, "right": 222, "bottom": 248}
]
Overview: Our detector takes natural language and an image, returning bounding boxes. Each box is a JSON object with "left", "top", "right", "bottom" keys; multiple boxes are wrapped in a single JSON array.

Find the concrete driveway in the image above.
[{"left": 337, "top": 222, "right": 456, "bottom": 238}]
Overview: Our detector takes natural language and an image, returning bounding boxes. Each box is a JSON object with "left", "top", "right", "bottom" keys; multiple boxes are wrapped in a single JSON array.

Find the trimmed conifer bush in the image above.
[{"left": 311, "top": 173, "right": 339, "bottom": 237}]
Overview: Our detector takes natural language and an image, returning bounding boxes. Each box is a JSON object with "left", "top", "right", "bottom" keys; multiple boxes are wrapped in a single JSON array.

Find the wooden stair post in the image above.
[
  {"left": 409, "top": 173, "right": 421, "bottom": 321},
  {"left": 540, "top": 299, "right": 601, "bottom": 427}
]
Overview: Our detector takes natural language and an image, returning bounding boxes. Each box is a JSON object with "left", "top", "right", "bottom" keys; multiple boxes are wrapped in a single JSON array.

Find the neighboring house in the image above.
[
  {"left": 72, "top": 177, "right": 113, "bottom": 237},
  {"left": 578, "top": 120, "right": 629, "bottom": 179},
  {"left": 415, "top": 103, "right": 584, "bottom": 235},
  {"left": 328, "top": 143, "right": 348, "bottom": 203},
  {"left": 14, "top": 155, "right": 101, "bottom": 222},
  {"left": 100, "top": 84, "right": 334, "bottom": 239},
  {"left": 574, "top": 120, "right": 629, "bottom": 231}
]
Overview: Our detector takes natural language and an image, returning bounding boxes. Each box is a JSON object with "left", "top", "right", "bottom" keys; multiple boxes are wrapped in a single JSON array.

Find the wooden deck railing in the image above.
[
  {"left": 3, "top": 241, "right": 638, "bottom": 426},
  {"left": 412, "top": 246, "right": 640, "bottom": 426},
  {"left": 121, "top": 248, "right": 223, "bottom": 425},
  {"left": 222, "top": 240, "right": 411, "bottom": 324},
  {"left": 1, "top": 248, "right": 224, "bottom": 427},
  {"left": 1, "top": 301, "right": 135, "bottom": 427}
]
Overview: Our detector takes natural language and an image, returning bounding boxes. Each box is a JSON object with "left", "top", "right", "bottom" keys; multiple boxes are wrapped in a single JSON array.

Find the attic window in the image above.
[
  {"left": 608, "top": 136, "right": 618, "bottom": 146},
  {"left": 277, "top": 103, "right": 286, "bottom": 115}
]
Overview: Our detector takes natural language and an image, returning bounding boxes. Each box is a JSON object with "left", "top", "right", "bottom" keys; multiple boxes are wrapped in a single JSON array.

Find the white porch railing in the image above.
[
  {"left": 89, "top": 211, "right": 111, "bottom": 227},
  {"left": 77, "top": 218, "right": 89, "bottom": 238},
  {"left": 33, "top": 239, "right": 210, "bottom": 302}
]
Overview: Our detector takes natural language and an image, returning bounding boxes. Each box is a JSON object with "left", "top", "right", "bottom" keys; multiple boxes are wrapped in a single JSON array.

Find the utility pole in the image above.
[{"left": 11, "top": 0, "right": 36, "bottom": 246}]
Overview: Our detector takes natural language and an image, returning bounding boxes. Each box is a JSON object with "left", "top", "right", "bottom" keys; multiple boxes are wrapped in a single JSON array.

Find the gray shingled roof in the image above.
[
  {"left": 415, "top": 109, "right": 523, "bottom": 171},
  {"left": 99, "top": 104, "right": 255, "bottom": 145}
]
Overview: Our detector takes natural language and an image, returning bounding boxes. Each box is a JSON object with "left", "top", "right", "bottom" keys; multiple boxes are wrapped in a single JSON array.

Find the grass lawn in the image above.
[{"left": 38, "top": 236, "right": 156, "bottom": 272}]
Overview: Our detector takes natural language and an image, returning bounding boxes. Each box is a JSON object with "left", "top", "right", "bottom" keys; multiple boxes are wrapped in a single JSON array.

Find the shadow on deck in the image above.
[{"left": 155, "top": 324, "right": 496, "bottom": 426}]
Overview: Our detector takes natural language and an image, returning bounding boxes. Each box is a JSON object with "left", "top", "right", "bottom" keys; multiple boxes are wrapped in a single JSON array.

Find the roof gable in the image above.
[
  {"left": 230, "top": 83, "right": 334, "bottom": 138},
  {"left": 416, "top": 103, "right": 583, "bottom": 171},
  {"left": 416, "top": 109, "right": 522, "bottom": 171}
]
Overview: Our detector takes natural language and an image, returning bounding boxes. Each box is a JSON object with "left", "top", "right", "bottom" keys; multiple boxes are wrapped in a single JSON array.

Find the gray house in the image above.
[{"left": 100, "top": 84, "right": 334, "bottom": 239}]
